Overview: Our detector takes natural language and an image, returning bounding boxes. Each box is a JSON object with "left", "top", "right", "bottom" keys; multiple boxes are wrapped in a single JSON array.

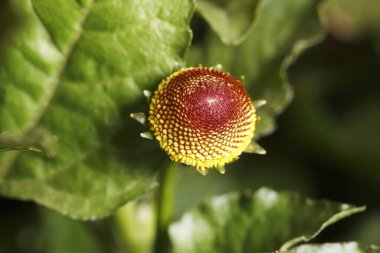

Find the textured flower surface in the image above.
[{"left": 148, "top": 67, "right": 257, "bottom": 175}]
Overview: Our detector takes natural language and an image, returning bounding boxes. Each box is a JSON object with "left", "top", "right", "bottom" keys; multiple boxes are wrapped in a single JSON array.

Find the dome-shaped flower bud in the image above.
[{"left": 148, "top": 67, "right": 257, "bottom": 175}]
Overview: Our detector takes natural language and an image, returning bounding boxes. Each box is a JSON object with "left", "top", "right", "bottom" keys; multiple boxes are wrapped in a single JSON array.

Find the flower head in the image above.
[{"left": 148, "top": 67, "right": 257, "bottom": 175}]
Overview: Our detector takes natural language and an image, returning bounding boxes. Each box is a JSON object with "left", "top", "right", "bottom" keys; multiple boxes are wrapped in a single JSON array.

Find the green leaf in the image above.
[
  {"left": 169, "top": 187, "right": 365, "bottom": 253},
  {"left": 0, "top": 0, "right": 194, "bottom": 219},
  {"left": 196, "top": 0, "right": 261, "bottom": 45},
  {"left": 188, "top": 0, "right": 325, "bottom": 139},
  {"left": 289, "top": 242, "right": 380, "bottom": 253}
]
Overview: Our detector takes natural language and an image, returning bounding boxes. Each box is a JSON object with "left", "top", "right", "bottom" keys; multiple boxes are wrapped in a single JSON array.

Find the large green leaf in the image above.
[
  {"left": 188, "top": 0, "right": 325, "bottom": 139},
  {"left": 169, "top": 188, "right": 365, "bottom": 253},
  {"left": 289, "top": 243, "right": 380, "bottom": 253},
  {"left": 0, "top": 0, "right": 194, "bottom": 219}
]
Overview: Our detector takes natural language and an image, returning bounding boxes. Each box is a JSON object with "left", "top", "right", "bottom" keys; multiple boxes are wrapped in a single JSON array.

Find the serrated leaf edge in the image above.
[{"left": 280, "top": 206, "right": 366, "bottom": 251}]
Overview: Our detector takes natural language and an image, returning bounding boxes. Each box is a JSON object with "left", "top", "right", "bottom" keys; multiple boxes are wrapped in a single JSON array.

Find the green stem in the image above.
[
  {"left": 154, "top": 158, "right": 177, "bottom": 253},
  {"left": 114, "top": 201, "right": 155, "bottom": 253}
]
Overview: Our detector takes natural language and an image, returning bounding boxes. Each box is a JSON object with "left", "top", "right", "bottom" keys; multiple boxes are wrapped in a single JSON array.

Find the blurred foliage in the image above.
[
  {"left": 0, "top": 202, "right": 103, "bottom": 253},
  {"left": 320, "top": 0, "right": 380, "bottom": 45},
  {"left": 195, "top": 0, "right": 260, "bottom": 45},
  {"left": 176, "top": 0, "right": 380, "bottom": 250},
  {"left": 0, "top": 0, "right": 380, "bottom": 252}
]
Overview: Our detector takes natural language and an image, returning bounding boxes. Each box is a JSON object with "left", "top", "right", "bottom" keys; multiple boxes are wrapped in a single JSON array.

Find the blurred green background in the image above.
[{"left": 1, "top": 0, "right": 380, "bottom": 252}]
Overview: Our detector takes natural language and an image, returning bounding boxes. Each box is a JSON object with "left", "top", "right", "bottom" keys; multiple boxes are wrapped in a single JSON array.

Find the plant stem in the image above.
[{"left": 154, "top": 158, "right": 177, "bottom": 253}]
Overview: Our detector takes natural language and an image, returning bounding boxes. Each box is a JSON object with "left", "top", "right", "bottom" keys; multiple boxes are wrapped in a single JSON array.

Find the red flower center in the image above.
[{"left": 185, "top": 79, "right": 239, "bottom": 132}]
